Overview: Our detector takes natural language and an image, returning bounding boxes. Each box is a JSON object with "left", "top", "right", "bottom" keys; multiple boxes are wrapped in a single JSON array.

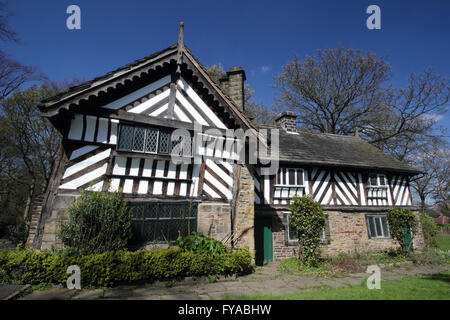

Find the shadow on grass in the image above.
[{"left": 421, "top": 272, "right": 450, "bottom": 283}]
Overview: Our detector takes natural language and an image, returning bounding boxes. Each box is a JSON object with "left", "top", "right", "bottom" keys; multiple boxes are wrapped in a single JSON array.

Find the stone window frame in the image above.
[
  {"left": 284, "top": 211, "right": 330, "bottom": 246},
  {"left": 365, "top": 214, "right": 391, "bottom": 239}
]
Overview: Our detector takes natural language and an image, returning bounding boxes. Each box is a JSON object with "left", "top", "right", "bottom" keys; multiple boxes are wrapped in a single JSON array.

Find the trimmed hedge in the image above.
[{"left": 0, "top": 247, "right": 252, "bottom": 287}]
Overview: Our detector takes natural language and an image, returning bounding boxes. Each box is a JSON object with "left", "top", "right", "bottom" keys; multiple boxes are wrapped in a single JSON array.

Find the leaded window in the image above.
[
  {"left": 129, "top": 201, "right": 197, "bottom": 244},
  {"left": 118, "top": 124, "right": 190, "bottom": 156},
  {"left": 144, "top": 128, "right": 158, "bottom": 153},
  {"left": 118, "top": 125, "right": 134, "bottom": 150},
  {"left": 158, "top": 131, "right": 171, "bottom": 154},
  {"left": 132, "top": 127, "right": 146, "bottom": 152}
]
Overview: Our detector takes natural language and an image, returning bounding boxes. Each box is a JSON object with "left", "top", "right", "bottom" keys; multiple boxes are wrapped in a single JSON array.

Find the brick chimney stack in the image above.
[
  {"left": 275, "top": 111, "right": 297, "bottom": 132},
  {"left": 219, "top": 67, "right": 246, "bottom": 112}
]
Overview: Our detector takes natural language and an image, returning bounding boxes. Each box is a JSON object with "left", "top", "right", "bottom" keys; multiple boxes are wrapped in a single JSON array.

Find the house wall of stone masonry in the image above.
[
  {"left": 269, "top": 209, "right": 425, "bottom": 261},
  {"left": 197, "top": 164, "right": 255, "bottom": 259}
]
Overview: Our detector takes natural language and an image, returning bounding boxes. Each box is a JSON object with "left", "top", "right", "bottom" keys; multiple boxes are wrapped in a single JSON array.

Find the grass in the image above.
[
  {"left": 279, "top": 248, "right": 450, "bottom": 278},
  {"left": 223, "top": 270, "right": 450, "bottom": 300},
  {"left": 437, "top": 235, "right": 450, "bottom": 251}
]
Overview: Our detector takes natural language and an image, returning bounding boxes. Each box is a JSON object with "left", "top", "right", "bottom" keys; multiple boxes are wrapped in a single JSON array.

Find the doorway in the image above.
[{"left": 255, "top": 215, "right": 273, "bottom": 266}]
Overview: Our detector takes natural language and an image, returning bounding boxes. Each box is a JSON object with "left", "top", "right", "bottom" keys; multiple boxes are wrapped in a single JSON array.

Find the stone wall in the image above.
[
  {"left": 268, "top": 208, "right": 425, "bottom": 261},
  {"left": 233, "top": 165, "right": 255, "bottom": 257},
  {"left": 39, "top": 194, "right": 77, "bottom": 251},
  {"left": 197, "top": 202, "right": 232, "bottom": 242}
]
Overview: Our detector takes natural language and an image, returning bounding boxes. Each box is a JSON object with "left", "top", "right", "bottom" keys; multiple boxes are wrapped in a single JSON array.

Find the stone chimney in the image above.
[
  {"left": 219, "top": 67, "right": 246, "bottom": 112},
  {"left": 275, "top": 111, "right": 297, "bottom": 132}
]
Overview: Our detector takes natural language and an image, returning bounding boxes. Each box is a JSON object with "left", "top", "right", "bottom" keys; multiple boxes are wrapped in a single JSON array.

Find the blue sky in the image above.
[{"left": 2, "top": 0, "right": 450, "bottom": 129}]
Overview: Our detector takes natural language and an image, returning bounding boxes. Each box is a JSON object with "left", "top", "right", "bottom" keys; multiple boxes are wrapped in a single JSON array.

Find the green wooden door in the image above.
[
  {"left": 255, "top": 216, "right": 273, "bottom": 266},
  {"left": 402, "top": 227, "right": 414, "bottom": 251}
]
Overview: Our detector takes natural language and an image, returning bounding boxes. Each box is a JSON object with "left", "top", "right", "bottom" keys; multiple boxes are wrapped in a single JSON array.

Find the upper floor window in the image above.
[
  {"left": 369, "top": 174, "right": 387, "bottom": 187},
  {"left": 118, "top": 124, "right": 191, "bottom": 156},
  {"left": 276, "top": 168, "right": 304, "bottom": 186}
]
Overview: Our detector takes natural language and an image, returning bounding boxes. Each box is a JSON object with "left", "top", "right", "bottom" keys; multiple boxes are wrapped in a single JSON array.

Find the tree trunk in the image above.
[{"left": 23, "top": 178, "right": 35, "bottom": 222}]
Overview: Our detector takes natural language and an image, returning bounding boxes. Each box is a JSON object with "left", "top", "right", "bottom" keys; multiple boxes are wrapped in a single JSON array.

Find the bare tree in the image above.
[
  {"left": 0, "top": 2, "right": 17, "bottom": 42},
  {"left": 410, "top": 138, "right": 447, "bottom": 211},
  {"left": 0, "top": 2, "right": 36, "bottom": 101},
  {"left": 274, "top": 47, "right": 391, "bottom": 135},
  {"left": 274, "top": 47, "right": 449, "bottom": 161}
]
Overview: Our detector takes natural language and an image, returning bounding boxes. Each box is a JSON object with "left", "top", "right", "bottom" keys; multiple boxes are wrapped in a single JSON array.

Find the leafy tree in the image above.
[
  {"left": 386, "top": 208, "right": 418, "bottom": 253},
  {"left": 419, "top": 212, "right": 440, "bottom": 249},
  {"left": 289, "top": 195, "right": 326, "bottom": 266},
  {"left": 57, "top": 190, "right": 134, "bottom": 254}
]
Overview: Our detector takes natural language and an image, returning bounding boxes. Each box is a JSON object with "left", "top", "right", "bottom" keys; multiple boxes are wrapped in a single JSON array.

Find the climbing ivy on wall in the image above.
[{"left": 289, "top": 195, "right": 326, "bottom": 267}]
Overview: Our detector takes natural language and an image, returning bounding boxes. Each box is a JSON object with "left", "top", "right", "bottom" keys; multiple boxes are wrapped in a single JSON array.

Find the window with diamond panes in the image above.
[
  {"left": 144, "top": 128, "right": 159, "bottom": 153},
  {"left": 158, "top": 131, "right": 171, "bottom": 154},
  {"left": 118, "top": 125, "right": 134, "bottom": 150},
  {"left": 132, "top": 127, "right": 146, "bottom": 152}
]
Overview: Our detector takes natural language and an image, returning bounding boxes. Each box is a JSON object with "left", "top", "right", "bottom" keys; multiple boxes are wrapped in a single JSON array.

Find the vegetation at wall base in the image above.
[
  {"left": 386, "top": 208, "right": 418, "bottom": 253},
  {"left": 170, "top": 232, "right": 227, "bottom": 256},
  {"left": 420, "top": 212, "right": 441, "bottom": 248},
  {"left": 280, "top": 248, "right": 449, "bottom": 277},
  {"left": 57, "top": 190, "right": 134, "bottom": 255},
  {"left": 289, "top": 195, "right": 326, "bottom": 267},
  {"left": 0, "top": 246, "right": 252, "bottom": 287}
]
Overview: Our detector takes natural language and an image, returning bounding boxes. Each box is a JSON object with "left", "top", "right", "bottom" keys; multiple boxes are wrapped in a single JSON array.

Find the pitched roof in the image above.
[
  {"left": 259, "top": 125, "right": 419, "bottom": 174},
  {"left": 38, "top": 43, "right": 259, "bottom": 136}
]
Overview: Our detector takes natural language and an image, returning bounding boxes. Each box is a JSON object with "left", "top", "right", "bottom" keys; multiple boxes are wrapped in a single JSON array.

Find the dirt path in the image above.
[{"left": 20, "top": 263, "right": 449, "bottom": 300}]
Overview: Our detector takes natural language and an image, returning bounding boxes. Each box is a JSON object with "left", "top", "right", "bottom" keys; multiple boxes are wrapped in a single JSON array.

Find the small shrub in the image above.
[
  {"left": 171, "top": 232, "right": 226, "bottom": 256},
  {"left": 57, "top": 190, "right": 133, "bottom": 255},
  {"left": 386, "top": 208, "right": 418, "bottom": 253},
  {"left": 289, "top": 195, "right": 326, "bottom": 267},
  {"left": 420, "top": 212, "right": 441, "bottom": 249}
]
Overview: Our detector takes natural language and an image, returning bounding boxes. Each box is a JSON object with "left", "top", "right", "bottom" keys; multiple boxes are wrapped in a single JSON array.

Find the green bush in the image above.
[
  {"left": 57, "top": 190, "right": 133, "bottom": 255},
  {"left": 420, "top": 213, "right": 441, "bottom": 249},
  {"left": 387, "top": 208, "right": 418, "bottom": 253},
  {"left": 0, "top": 247, "right": 252, "bottom": 287},
  {"left": 289, "top": 195, "right": 326, "bottom": 267},
  {"left": 171, "top": 232, "right": 226, "bottom": 256}
]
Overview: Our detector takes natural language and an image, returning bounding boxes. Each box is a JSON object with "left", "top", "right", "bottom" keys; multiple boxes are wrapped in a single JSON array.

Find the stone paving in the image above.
[{"left": 18, "top": 262, "right": 449, "bottom": 300}]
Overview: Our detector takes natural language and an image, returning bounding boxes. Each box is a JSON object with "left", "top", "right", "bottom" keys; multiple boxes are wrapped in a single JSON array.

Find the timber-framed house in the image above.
[{"left": 28, "top": 29, "right": 424, "bottom": 264}]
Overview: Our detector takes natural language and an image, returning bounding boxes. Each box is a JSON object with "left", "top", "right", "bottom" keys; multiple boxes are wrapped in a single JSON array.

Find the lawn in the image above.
[
  {"left": 437, "top": 234, "right": 450, "bottom": 251},
  {"left": 224, "top": 271, "right": 450, "bottom": 300}
]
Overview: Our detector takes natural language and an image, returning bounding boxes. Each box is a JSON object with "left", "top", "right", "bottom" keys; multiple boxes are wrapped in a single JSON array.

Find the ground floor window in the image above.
[
  {"left": 286, "top": 212, "right": 329, "bottom": 243},
  {"left": 366, "top": 215, "right": 390, "bottom": 238},
  {"left": 128, "top": 201, "right": 197, "bottom": 244}
]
